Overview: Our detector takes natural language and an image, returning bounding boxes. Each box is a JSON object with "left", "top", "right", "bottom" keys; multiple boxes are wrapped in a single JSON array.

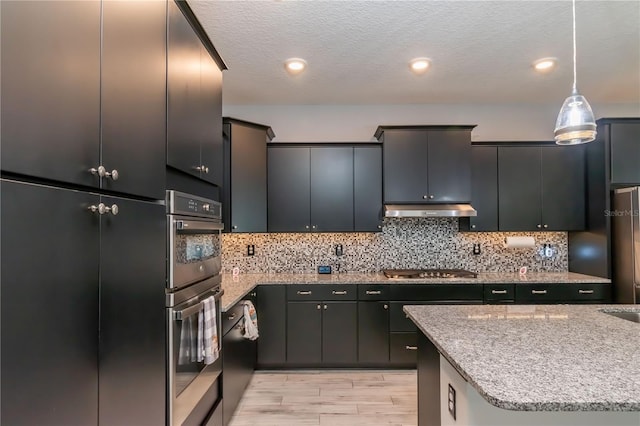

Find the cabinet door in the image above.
[
  {"left": 358, "top": 302, "right": 390, "bottom": 364},
  {"left": 101, "top": 0, "right": 167, "bottom": 200},
  {"left": 427, "top": 130, "right": 472, "bottom": 202},
  {"left": 383, "top": 130, "right": 429, "bottom": 203},
  {"left": 199, "top": 47, "right": 224, "bottom": 186},
  {"left": 287, "top": 302, "right": 322, "bottom": 364},
  {"left": 310, "top": 147, "right": 354, "bottom": 232},
  {"left": 498, "top": 147, "right": 542, "bottom": 231},
  {"left": 167, "top": 0, "right": 202, "bottom": 179},
  {"left": 223, "top": 318, "right": 255, "bottom": 426},
  {"left": 1, "top": 180, "right": 99, "bottom": 425},
  {"left": 0, "top": 1, "right": 100, "bottom": 187},
  {"left": 354, "top": 146, "right": 383, "bottom": 232},
  {"left": 256, "top": 285, "right": 286, "bottom": 365},
  {"left": 99, "top": 196, "right": 166, "bottom": 426},
  {"left": 610, "top": 122, "right": 640, "bottom": 184},
  {"left": 322, "top": 302, "right": 358, "bottom": 364},
  {"left": 541, "top": 146, "right": 585, "bottom": 231},
  {"left": 268, "top": 147, "right": 311, "bottom": 232},
  {"left": 390, "top": 333, "right": 418, "bottom": 366},
  {"left": 468, "top": 146, "right": 498, "bottom": 231},
  {"left": 228, "top": 123, "right": 268, "bottom": 232}
]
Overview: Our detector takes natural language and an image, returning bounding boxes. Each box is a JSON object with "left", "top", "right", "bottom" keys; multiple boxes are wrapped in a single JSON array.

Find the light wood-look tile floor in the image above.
[{"left": 228, "top": 370, "right": 417, "bottom": 426}]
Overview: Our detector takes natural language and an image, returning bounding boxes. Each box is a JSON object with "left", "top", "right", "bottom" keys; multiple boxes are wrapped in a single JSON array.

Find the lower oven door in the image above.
[
  {"left": 168, "top": 286, "right": 223, "bottom": 426},
  {"left": 168, "top": 215, "right": 223, "bottom": 291}
]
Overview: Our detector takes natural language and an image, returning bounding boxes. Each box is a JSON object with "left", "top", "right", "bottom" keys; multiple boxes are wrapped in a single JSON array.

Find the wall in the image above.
[
  {"left": 222, "top": 102, "right": 639, "bottom": 142},
  {"left": 222, "top": 218, "right": 567, "bottom": 274}
]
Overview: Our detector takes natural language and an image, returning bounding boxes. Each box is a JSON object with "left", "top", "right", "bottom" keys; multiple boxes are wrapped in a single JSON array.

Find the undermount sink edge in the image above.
[{"left": 600, "top": 309, "right": 640, "bottom": 324}]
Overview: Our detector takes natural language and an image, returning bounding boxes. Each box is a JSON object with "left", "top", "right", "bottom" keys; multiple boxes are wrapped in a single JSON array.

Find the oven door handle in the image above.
[
  {"left": 175, "top": 219, "right": 224, "bottom": 233},
  {"left": 174, "top": 289, "right": 224, "bottom": 320}
]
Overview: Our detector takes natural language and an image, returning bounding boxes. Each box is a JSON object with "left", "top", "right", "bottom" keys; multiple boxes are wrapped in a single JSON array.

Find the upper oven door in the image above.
[{"left": 168, "top": 214, "right": 223, "bottom": 291}]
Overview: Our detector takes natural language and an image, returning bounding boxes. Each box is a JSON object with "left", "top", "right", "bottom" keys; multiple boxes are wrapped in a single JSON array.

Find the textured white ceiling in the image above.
[{"left": 189, "top": 0, "right": 640, "bottom": 106}]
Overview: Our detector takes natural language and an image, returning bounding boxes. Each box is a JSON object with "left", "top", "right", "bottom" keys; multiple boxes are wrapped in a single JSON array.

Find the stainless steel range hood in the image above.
[{"left": 384, "top": 204, "right": 477, "bottom": 218}]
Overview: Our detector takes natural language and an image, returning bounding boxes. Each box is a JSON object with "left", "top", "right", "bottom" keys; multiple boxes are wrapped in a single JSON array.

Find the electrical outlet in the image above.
[
  {"left": 544, "top": 244, "right": 553, "bottom": 258},
  {"left": 472, "top": 243, "right": 481, "bottom": 255},
  {"left": 247, "top": 244, "right": 255, "bottom": 256},
  {"left": 335, "top": 244, "right": 343, "bottom": 256},
  {"left": 448, "top": 384, "right": 456, "bottom": 420}
]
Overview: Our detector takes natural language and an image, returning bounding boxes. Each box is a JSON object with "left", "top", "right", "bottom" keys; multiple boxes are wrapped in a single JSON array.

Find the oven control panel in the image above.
[{"left": 167, "top": 190, "right": 222, "bottom": 220}]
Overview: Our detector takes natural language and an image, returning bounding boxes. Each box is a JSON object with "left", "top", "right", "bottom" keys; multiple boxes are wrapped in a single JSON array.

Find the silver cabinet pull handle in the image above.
[
  {"left": 88, "top": 203, "right": 117, "bottom": 215},
  {"left": 365, "top": 290, "right": 381, "bottom": 295},
  {"left": 491, "top": 290, "right": 508, "bottom": 294},
  {"left": 543, "top": 224, "right": 548, "bottom": 228},
  {"left": 537, "top": 224, "right": 542, "bottom": 228},
  {"left": 429, "top": 195, "right": 434, "bottom": 199},
  {"left": 316, "top": 304, "right": 321, "bottom": 310},
  {"left": 578, "top": 289, "right": 594, "bottom": 294},
  {"left": 323, "top": 305, "right": 327, "bottom": 310},
  {"left": 531, "top": 290, "right": 547, "bottom": 295},
  {"left": 194, "top": 165, "right": 208, "bottom": 173},
  {"left": 332, "top": 290, "right": 347, "bottom": 295},
  {"left": 405, "top": 345, "right": 417, "bottom": 351},
  {"left": 228, "top": 314, "right": 236, "bottom": 321},
  {"left": 203, "top": 166, "right": 209, "bottom": 174},
  {"left": 297, "top": 290, "right": 312, "bottom": 295},
  {"left": 104, "top": 204, "right": 118, "bottom": 216},
  {"left": 89, "top": 166, "right": 118, "bottom": 180},
  {"left": 471, "top": 224, "right": 476, "bottom": 229},
  {"left": 422, "top": 195, "right": 428, "bottom": 199},
  {"left": 383, "top": 304, "right": 388, "bottom": 310}
]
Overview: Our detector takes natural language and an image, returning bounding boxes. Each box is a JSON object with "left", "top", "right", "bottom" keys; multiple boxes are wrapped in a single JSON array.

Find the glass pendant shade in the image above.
[{"left": 554, "top": 90, "right": 597, "bottom": 145}]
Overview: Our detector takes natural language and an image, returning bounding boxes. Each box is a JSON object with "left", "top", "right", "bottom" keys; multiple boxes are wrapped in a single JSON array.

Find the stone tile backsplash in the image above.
[{"left": 222, "top": 218, "right": 568, "bottom": 274}]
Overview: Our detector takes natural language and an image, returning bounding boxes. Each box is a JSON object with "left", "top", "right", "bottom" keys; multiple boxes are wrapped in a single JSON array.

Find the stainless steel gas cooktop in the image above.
[{"left": 383, "top": 269, "right": 478, "bottom": 279}]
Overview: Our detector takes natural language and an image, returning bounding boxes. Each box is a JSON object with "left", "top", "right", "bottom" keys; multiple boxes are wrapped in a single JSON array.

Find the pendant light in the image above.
[{"left": 554, "top": 0, "right": 596, "bottom": 145}]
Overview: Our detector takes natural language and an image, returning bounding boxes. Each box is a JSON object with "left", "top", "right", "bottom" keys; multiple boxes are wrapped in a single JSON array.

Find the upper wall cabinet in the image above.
[
  {"left": 167, "top": 0, "right": 224, "bottom": 187},
  {"left": 375, "top": 126, "right": 475, "bottom": 204},
  {"left": 268, "top": 144, "right": 382, "bottom": 233},
  {"left": 223, "top": 118, "right": 275, "bottom": 233},
  {"left": 459, "top": 145, "right": 498, "bottom": 232},
  {"left": 1, "top": 0, "right": 167, "bottom": 200},
  {"left": 498, "top": 144, "right": 585, "bottom": 232},
  {"left": 606, "top": 120, "right": 640, "bottom": 185}
]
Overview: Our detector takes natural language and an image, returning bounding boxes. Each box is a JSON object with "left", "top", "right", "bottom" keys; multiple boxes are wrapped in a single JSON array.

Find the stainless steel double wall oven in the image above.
[{"left": 166, "top": 191, "right": 224, "bottom": 426}]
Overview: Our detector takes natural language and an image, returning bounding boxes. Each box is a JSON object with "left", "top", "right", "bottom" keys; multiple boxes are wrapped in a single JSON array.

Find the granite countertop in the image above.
[
  {"left": 403, "top": 304, "right": 640, "bottom": 412},
  {"left": 220, "top": 272, "right": 611, "bottom": 311}
]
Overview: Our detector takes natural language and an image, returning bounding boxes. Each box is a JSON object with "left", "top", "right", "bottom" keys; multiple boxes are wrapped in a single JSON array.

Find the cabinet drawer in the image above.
[
  {"left": 287, "top": 285, "right": 356, "bottom": 301},
  {"left": 515, "top": 284, "right": 564, "bottom": 302},
  {"left": 390, "top": 284, "right": 483, "bottom": 301},
  {"left": 390, "top": 332, "right": 417, "bottom": 366},
  {"left": 566, "top": 283, "right": 610, "bottom": 302},
  {"left": 483, "top": 284, "right": 515, "bottom": 302},
  {"left": 358, "top": 284, "right": 389, "bottom": 300},
  {"left": 223, "top": 302, "right": 245, "bottom": 336}
]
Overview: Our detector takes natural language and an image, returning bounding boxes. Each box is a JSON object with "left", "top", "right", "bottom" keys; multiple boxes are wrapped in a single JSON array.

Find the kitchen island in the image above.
[{"left": 404, "top": 304, "right": 640, "bottom": 426}]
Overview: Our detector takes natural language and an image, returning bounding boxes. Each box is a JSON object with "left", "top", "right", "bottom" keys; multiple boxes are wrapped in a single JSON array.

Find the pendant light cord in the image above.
[{"left": 572, "top": 0, "right": 577, "bottom": 94}]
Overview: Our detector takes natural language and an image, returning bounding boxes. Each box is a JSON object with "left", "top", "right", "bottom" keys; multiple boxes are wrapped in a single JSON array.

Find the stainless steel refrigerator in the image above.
[{"left": 612, "top": 187, "right": 640, "bottom": 303}]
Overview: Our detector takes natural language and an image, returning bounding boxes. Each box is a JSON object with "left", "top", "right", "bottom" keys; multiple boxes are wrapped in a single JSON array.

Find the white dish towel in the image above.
[
  {"left": 242, "top": 300, "right": 259, "bottom": 341},
  {"left": 197, "top": 296, "right": 219, "bottom": 365}
]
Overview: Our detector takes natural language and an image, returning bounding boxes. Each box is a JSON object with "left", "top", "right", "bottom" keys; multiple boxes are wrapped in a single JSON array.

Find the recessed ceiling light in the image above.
[
  {"left": 284, "top": 58, "right": 307, "bottom": 75},
  {"left": 409, "top": 57, "right": 431, "bottom": 75},
  {"left": 533, "top": 57, "right": 557, "bottom": 72}
]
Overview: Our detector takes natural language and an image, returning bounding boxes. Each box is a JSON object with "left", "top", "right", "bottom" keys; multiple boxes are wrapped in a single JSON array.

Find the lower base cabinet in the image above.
[
  {"left": 222, "top": 304, "right": 256, "bottom": 426},
  {"left": 358, "top": 301, "right": 390, "bottom": 364},
  {"left": 390, "top": 333, "right": 418, "bottom": 366}
]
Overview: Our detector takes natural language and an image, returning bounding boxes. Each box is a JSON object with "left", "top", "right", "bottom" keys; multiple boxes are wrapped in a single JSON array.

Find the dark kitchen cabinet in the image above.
[
  {"left": 223, "top": 301, "right": 257, "bottom": 426},
  {"left": 1, "top": 1, "right": 100, "bottom": 188},
  {"left": 390, "top": 333, "right": 419, "bottom": 366},
  {"left": 0, "top": 180, "right": 166, "bottom": 426},
  {"left": 287, "top": 302, "right": 323, "bottom": 364},
  {"left": 256, "top": 285, "right": 286, "bottom": 366},
  {"left": 376, "top": 126, "right": 474, "bottom": 203},
  {"left": 358, "top": 301, "right": 390, "bottom": 364},
  {"left": 498, "top": 144, "right": 585, "bottom": 231},
  {"left": 1, "top": 0, "right": 166, "bottom": 199},
  {"left": 354, "top": 146, "right": 383, "bottom": 231},
  {"left": 286, "top": 301, "right": 358, "bottom": 365},
  {"left": 460, "top": 145, "right": 498, "bottom": 232},
  {"left": 223, "top": 118, "right": 275, "bottom": 233},
  {"left": 515, "top": 283, "right": 610, "bottom": 304},
  {"left": 98, "top": 196, "right": 166, "bottom": 426},
  {"left": 609, "top": 122, "right": 640, "bottom": 185},
  {"left": 268, "top": 144, "right": 382, "bottom": 233},
  {"left": 1, "top": 180, "right": 99, "bottom": 426},
  {"left": 167, "top": 0, "right": 224, "bottom": 186},
  {"left": 268, "top": 147, "right": 311, "bottom": 232}
]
